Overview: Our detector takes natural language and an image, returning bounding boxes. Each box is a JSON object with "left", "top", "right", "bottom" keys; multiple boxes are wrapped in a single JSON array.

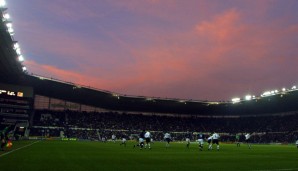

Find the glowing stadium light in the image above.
[
  {"left": 270, "top": 91, "right": 275, "bottom": 94},
  {"left": 22, "top": 66, "right": 26, "bottom": 71},
  {"left": 231, "top": 98, "right": 240, "bottom": 103},
  {"left": 16, "top": 48, "right": 21, "bottom": 55},
  {"left": 13, "top": 43, "right": 19, "bottom": 49},
  {"left": 261, "top": 91, "right": 271, "bottom": 97},
  {"left": 0, "top": 0, "right": 6, "bottom": 7},
  {"left": 6, "top": 22, "right": 12, "bottom": 28},
  {"left": 274, "top": 90, "right": 278, "bottom": 93},
  {"left": 7, "top": 27, "right": 13, "bottom": 33},
  {"left": 245, "top": 95, "right": 252, "bottom": 101},
  {"left": 3, "top": 13, "right": 9, "bottom": 20},
  {"left": 282, "top": 88, "right": 286, "bottom": 92},
  {"left": 292, "top": 86, "right": 297, "bottom": 90},
  {"left": 18, "top": 55, "right": 24, "bottom": 62}
]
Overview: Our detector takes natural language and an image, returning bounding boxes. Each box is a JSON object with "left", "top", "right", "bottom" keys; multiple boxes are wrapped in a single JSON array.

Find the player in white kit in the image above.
[
  {"left": 208, "top": 132, "right": 220, "bottom": 151},
  {"left": 112, "top": 134, "right": 116, "bottom": 143},
  {"left": 164, "top": 132, "right": 171, "bottom": 148},
  {"left": 245, "top": 133, "right": 252, "bottom": 149},
  {"left": 144, "top": 131, "right": 151, "bottom": 149},
  {"left": 207, "top": 134, "right": 213, "bottom": 150}
]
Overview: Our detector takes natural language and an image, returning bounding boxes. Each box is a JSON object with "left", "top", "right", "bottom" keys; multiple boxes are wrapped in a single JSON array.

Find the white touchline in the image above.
[{"left": 0, "top": 140, "right": 41, "bottom": 158}]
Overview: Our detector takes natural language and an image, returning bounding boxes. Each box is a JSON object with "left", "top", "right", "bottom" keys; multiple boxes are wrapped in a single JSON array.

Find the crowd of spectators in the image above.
[{"left": 30, "top": 110, "right": 298, "bottom": 143}]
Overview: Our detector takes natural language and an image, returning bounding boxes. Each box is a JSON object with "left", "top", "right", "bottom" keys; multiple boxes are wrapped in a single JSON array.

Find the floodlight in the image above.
[
  {"left": 8, "top": 27, "right": 13, "bottom": 33},
  {"left": 262, "top": 91, "right": 271, "bottom": 96},
  {"left": 282, "top": 88, "right": 286, "bottom": 92},
  {"left": 245, "top": 95, "right": 252, "bottom": 100},
  {"left": 14, "top": 43, "right": 19, "bottom": 49},
  {"left": 3, "top": 13, "right": 9, "bottom": 19},
  {"left": 18, "top": 55, "right": 24, "bottom": 62},
  {"left": 274, "top": 90, "right": 278, "bottom": 93},
  {"left": 22, "top": 66, "right": 27, "bottom": 71},
  {"left": 270, "top": 91, "right": 275, "bottom": 94},
  {"left": 231, "top": 98, "right": 240, "bottom": 103},
  {"left": 16, "top": 48, "right": 21, "bottom": 55},
  {"left": 292, "top": 86, "right": 297, "bottom": 90},
  {"left": 6, "top": 22, "right": 12, "bottom": 28},
  {"left": 0, "top": 0, "right": 6, "bottom": 7}
]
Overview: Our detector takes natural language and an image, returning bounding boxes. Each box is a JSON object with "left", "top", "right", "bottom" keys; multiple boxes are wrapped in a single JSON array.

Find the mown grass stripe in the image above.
[{"left": 0, "top": 140, "right": 40, "bottom": 158}]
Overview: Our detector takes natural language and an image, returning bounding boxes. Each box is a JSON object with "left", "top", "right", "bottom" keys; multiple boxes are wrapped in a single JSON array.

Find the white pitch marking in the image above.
[{"left": 0, "top": 140, "right": 40, "bottom": 158}]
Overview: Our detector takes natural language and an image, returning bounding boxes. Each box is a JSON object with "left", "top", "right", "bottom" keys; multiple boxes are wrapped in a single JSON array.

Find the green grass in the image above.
[{"left": 0, "top": 140, "right": 298, "bottom": 171}]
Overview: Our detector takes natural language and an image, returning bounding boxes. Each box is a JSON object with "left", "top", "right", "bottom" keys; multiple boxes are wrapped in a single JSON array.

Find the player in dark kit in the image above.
[
  {"left": 1, "top": 127, "right": 8, "bottom": 151},
  {"left": 185, "top": 131, "right": 192, "bottom": 148},
  {"left": 136, "top": 130, "right": 145, "bottom": 150},
  {"left": 235, "top": 134, "right": 240, "bottom": 147},
  {"left": 197, "top": 133, "right": 205, "bottom": 151},
  {"left": 120, "top": 133, "right": 127, "bottom": 147},
  {"left": 1, "top": 132, "right": 5, "bottom": 151}
]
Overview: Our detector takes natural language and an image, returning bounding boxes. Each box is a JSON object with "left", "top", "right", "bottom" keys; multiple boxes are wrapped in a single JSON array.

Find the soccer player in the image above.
[
  {"left": 112, "top": 134, "right": 116, "bottom": 143},
  {"left": 185, "top": 131, "right": 191, "bottom": 148},
  {"left": 1, "top": 127, "right": 8, "bottom": 151},
  {"left": 164, "top": 132, "right": 171, "bottom": 148},
  {"left": 235, "top": 134, "right": 240, "bottom": 147},
  {"left": 245, "top": 133, "right": 252, "bottom": 149},
  {"left": 101, "top": 136, "right": 106, "bottom": 143},
  {"left": 138, "top": 130, "right": 145, "bottom": 150},
  {"left": 197, "top": 132, "right": 205, "bottom": 151},
  {"left": 210, "top": 132, "right": 220, "bottom": 151},
  {"left": 296, "top": 139, "right": 298, "bottom": 149},
  {"left": 144, "top": 131, "right": 151, "bottom": 149},
  {"left": 120, "top": 133, "right": 127, "bottom": 147},
  {"left": 207, "top": 134, "right": 213, "bottom": 150},
  {"left": 1, "top": 131, "right": 5, "bottom": 151}
]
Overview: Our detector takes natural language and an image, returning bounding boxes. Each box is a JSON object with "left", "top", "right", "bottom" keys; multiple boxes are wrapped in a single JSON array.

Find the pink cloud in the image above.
[
  {"left": 196, "top": 9, "right": 241, "bottom": 45},
  {"left": 17, "top": 2, "right": 298, "bottom": 100}
]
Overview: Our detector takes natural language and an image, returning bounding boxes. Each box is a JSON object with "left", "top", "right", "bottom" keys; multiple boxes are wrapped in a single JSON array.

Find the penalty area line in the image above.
[{"left": 0, "top": 140, "right": 41, "bottom": 158}]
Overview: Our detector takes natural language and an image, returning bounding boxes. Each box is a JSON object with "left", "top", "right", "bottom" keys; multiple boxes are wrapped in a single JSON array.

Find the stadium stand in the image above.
[{"left": 29, "top": 110, "right": 298, "bottom": 143}]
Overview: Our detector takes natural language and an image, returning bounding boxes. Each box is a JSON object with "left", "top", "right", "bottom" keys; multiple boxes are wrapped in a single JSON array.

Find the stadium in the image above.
[{"left": 1, "top": 1, "right": 298, "bottom": 171}]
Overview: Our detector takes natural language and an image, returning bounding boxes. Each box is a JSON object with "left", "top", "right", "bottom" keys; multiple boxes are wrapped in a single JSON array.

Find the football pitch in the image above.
[{"left": 0, "top": 140, "right": 297, "bottom": 171}]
